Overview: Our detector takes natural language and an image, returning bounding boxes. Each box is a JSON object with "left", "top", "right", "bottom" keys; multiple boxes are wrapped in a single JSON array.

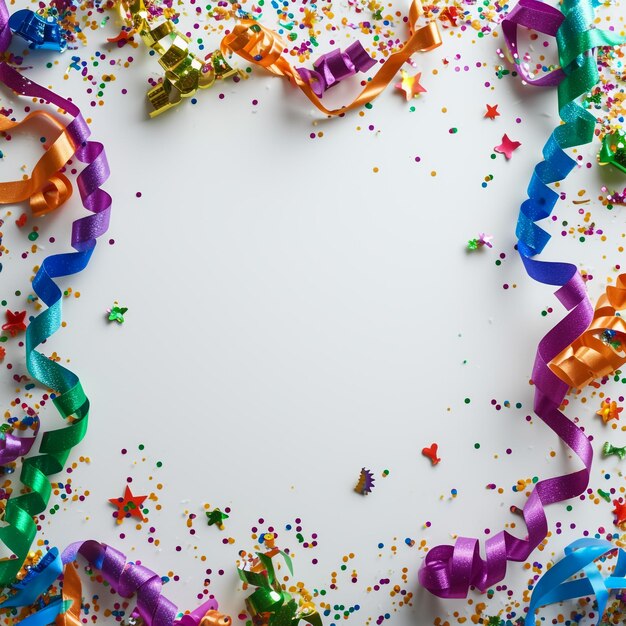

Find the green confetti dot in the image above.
[
  {"left": 464, "top": 398, "right": 471, "bottom": 404},
  {"left": 28, "top": 231, "right": 39, "bottom": 241},
  {"left": 156, "top": 461, "right": 162, "bottom": 467},
  {"left": 474, "top": 443, "right": 480, "bottom": 449},
  {"left": 138, "top": 444, "right": 145, "bottom": 450}
]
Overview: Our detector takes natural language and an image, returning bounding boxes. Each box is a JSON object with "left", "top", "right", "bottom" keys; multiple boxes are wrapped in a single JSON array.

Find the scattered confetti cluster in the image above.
[{"left": 1, "top": 0, "right": 626, "bottom": 625}]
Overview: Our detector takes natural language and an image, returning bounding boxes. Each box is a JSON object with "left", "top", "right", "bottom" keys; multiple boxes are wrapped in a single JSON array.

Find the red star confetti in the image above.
[
  {"left": 613, "top": 499, "right": 626, "bottom": 526},
  {"left": 2, "top": 310, "right": 27, "bottom": 336},
  {"left": 597, "top": 399, "right": 623, "bottom": 424},
  {"left": 395, "top": 70, "right": 427, "bottom": 101},
  {"left": 109, "top": 486, "right": 147, "bottom": 523},
  {"left": 494, "top": 134, "right": 522, "bottom": 159},
  {"left": 485, "top": 104, "right": 500, "bottom": 120},
  {"left": 422, "top": 443, "right": 441, "bottom": 465}
]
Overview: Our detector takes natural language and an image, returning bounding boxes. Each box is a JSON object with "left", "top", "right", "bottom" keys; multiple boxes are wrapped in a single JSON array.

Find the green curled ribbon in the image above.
[
  {"left": 238, "top": 550, "right": 321, "bottom": 626},
  {"left": 599, "top": 130, "right": 626, "bottom": 174}
]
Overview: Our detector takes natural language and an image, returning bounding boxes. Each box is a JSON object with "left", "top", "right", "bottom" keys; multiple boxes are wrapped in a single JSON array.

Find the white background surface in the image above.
[{"left": 1, "top": 1, "right": 626, "bottom": 624}]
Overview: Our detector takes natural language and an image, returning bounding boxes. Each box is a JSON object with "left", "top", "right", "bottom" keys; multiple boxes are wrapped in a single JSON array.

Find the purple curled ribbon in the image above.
[
  {"left": 62, "top": 541, "right": 219, "bottom": 626},
  {"left": 0, "top": 423, "right": 38, "bottom": 466},
  {"left": 296, "top": 41, "right": 376, "bottom": 96}
]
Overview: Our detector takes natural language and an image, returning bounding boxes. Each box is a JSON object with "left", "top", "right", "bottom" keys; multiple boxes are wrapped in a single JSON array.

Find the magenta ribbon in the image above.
[
  {"left": 296, "top": 41, "right": 376, "bottom": 97},
  {"left": 62, "top": 541, "right": 219, "bottom": 626},
  {"left": 501, "top": 0, "right": 565, "bottom": 86}
]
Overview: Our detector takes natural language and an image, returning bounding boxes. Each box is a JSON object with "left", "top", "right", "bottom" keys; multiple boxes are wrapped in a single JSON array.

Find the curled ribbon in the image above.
[
  {"left": 419, "top": 0, "right": 624, "bottom": 598},
  {"left": 0, "top": 0, "right": 111, "bottom": 586},
  {"left": 0, "top": 110, "right": 75, "bottom": 216},
  {"left": 0, "top": 542, "right": 231, "bottom": 626},
  {"left": 599, "top": 130, "right": 626, "bottom": 174},
  {"left": 0, "top": 418, "right": 39, "bottom": 466},
  {"left": 238, "top": 549, "right": 321, "bottom": 626},
  {"left": 122, "top": 0, "right": 236, "bottom": 117},
  {"left": 525, "top": 538, "right": 626, "bottom": 626},
  {"left": 220, "top": 0, "right": 441, "bottom": 116},
  {"left": 8, "top": 9, "right": 66, "bottom": 52},
  {"left": 295, "top": 42, "right": 376, "bottom": 97},
  {"left": 550, "top": 274, "right": 626, "bottom": 389}
]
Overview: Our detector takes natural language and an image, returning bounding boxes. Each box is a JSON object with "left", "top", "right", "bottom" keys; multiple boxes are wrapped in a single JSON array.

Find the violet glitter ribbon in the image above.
[
  {"left": 296, "top": 41, "right": 376, "bottom": 97},
  {"left": 501, "top": 0, "right": 565, "bottom": 86},
  {"left": 419, "top": 0, "right": 623, "bottom": 598},
  {"left": 61, "top": 541, "right": 219, "bottom": 626},
  {"left": 0, "top": 422, "right": 38, "bottom": 466}
]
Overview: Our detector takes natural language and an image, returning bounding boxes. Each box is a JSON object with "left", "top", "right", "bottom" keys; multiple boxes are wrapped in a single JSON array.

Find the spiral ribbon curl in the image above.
[
  {"left": 0, "top": 0, "right": 111, "bottom": 585},
  {"left": 220, "top": 0, "right": 441, "bottom": 116},
  {"left": 525, "top": 538, "right": 626, "bottom": 626},
  {"left": 295, "top": 42, "right": 376, "bottom": 97},
  {"left": 122, "top": 0, "right": 237, "bottom": 117},
  {"left": 550, "top": 274, "right": 626, "bottom": 389},
  {"left": 238, "top": 549, "right": 321, "bottom": 626},
  {"left": 419, "top": 0, "right": 624, "bottom": 597},
  {"left": 1, "top": 542, "right": 230, "bottom": 626}
]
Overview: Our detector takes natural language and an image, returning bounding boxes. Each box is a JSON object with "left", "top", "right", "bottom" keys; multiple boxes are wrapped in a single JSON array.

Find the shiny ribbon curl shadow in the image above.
[
  {"left": 0, "top": 0, "right": 111, "bottom": 586},
  {"left": 419, "top": 0, "right": 624, "bottom": 598}
]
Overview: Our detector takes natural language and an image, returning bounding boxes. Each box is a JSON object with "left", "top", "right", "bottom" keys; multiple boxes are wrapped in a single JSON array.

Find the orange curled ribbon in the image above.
[
  {"left": 550, "top": 274, "right": 626, "bottom": 389},
  {"left": 221, "top": 0, "right": 442, "bottom": 116},
  {"left": 0, "top": 109, "right": 74, "bottom": 215}
]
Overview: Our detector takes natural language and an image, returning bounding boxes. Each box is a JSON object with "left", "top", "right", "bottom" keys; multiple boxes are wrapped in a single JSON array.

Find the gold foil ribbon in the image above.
[
  {"left": 550, "top": 274, "right": 626, "bottom": 389},
  {"left": 220, "top": 0, "right": 441, "bottom": 116},
  {"left": 124, "top": 0, "right": 237, "bottom": 116}
]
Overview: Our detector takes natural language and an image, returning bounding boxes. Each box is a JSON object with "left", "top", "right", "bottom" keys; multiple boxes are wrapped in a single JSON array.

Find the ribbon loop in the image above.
[{"left": 30, "top": 173, "right": 73, "bottom": 217}]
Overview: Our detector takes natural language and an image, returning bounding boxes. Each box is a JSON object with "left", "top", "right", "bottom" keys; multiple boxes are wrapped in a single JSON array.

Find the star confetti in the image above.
[
  {"left": 597, "top": 400, "right": 623, "bottom": 424},
  {"left": 613, "top": 499, "right": 626, "bottom": 526},
  {"left": 2, "top": 310, "right": 27, "bottom": 336},
  {"left": 484, "top": 104, "right": 500, "bottom": 120},
  {"left": 494, "top": 133, "right": 522, "bottom": 159},
  {"left": 107, "top": 304, "right": 128, "bottom": 324},
  {"left": 395, "top": 70, "right": 426, "bottom": 101},
  {"left": 467, "top": 233, "right": 493, "bottom": 251},
  {"left": 354, "top": 468, "right": 375, "bottom": 495},
  {"left": 206, "top": 508, "right": 229, "bottom": 528},
  {"left": 109, "top": 486, "right": 147, "bottom": 523}
]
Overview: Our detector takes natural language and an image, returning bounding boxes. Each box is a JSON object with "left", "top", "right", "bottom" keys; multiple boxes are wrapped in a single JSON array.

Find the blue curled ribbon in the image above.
[
  {"left": 8, "top": 9, "right": 66, "bottom": 52},
  {"left": 526, "top": 538, "right": 626, "bottom": 625}
]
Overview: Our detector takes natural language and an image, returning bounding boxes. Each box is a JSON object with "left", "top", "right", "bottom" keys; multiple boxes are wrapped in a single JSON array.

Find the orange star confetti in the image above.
[
  {"left": 395, "top": 70, "right": 427, "bottom": 101},
  {"left": 596, "top": 400, "right": 623, "bottom": 424},
  {"left": 613, "top": 499, "right": 626, "bottom": 526},
  {"left": 109, "top": 486, "right": 147, "bottom": 523},
  {"left": 494, "top": 133, "right": 521, "bottom": 159},
  {"left": 485, "top": 104, "right": 500, "bottom": 119}
]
